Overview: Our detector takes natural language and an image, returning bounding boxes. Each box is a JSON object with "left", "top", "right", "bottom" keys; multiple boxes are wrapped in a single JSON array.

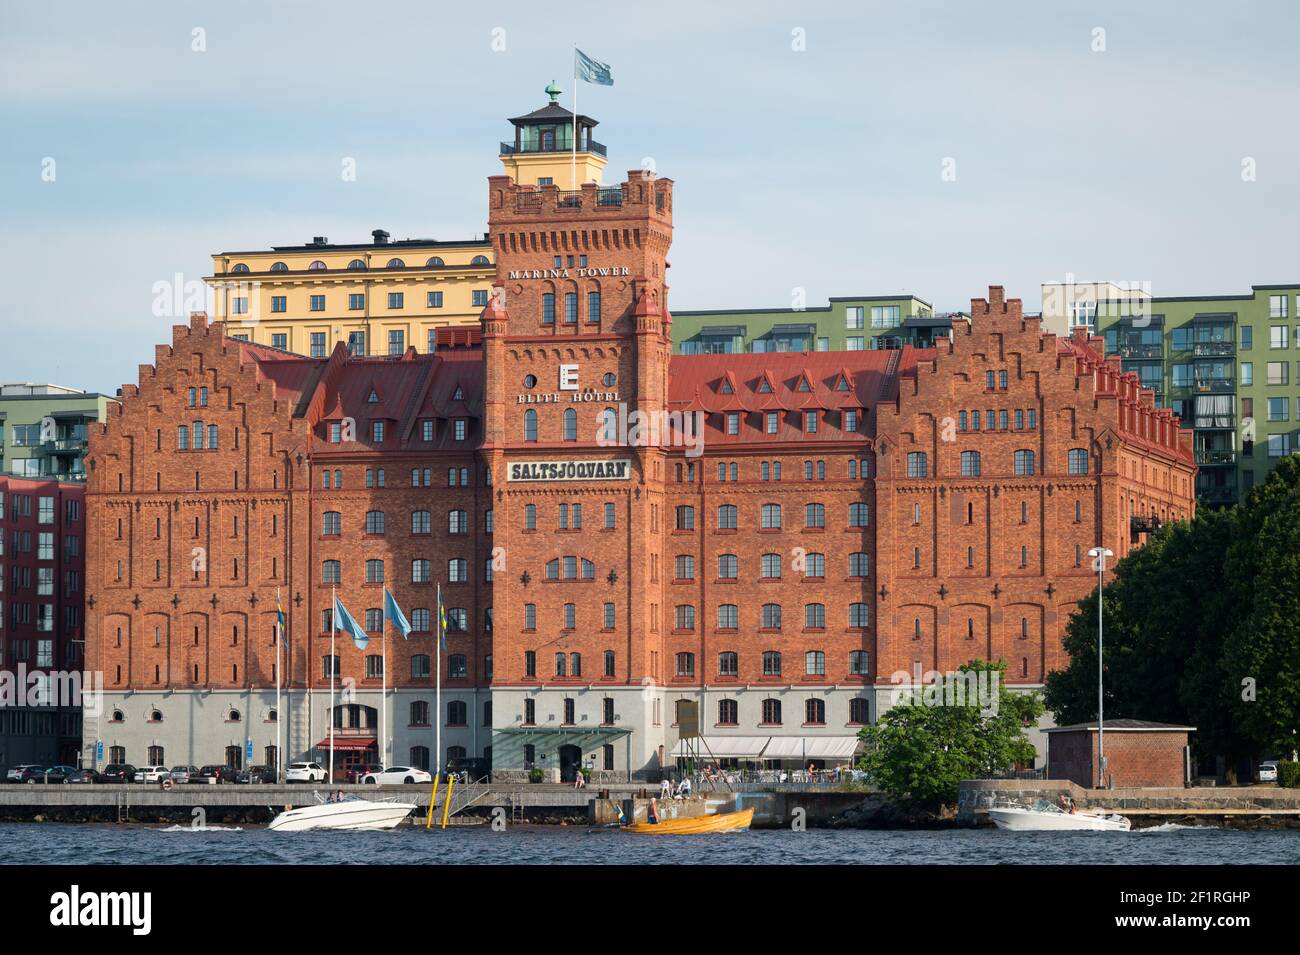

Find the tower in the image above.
[
  {"left": 482, "top": 93, "right": 676, "bottom": 778},
  {"left": 498, "top": 82, "right": 609, "bottom": 189}
]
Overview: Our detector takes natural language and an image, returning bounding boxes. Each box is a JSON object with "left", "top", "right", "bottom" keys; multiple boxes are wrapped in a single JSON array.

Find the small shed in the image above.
[{"left": 1046, "top": 719, "right": 1195, "bottom": 789}]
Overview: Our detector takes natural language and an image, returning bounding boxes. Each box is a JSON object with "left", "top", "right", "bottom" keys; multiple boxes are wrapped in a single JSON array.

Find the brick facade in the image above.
[
  {"left": 1047, "top": 721, "right": 1193, "bottom": 788},
  {"left": 82, "top": 124, "right": 1197, "bottom": 779}
]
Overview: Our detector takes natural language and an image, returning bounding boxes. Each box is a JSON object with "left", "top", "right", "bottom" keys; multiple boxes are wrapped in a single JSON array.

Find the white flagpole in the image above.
[
  {"left": 381, "top": 609, "right": 387, "bottom": 770},
  {"left": 276, "top": 587, "right": 282, "bottom": 784},
  {"left": 571, "top": 48, "right": 578, "bottom": 191},
  {"left": 436, "top": 583, "right": 443, "bottom": 781},
  {"left": 329, "top": 586, "right": 336, "bottom": 786}
]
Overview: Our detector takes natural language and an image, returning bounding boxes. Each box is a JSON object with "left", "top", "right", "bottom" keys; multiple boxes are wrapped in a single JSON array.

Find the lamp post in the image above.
[{"left": 1088, "top": 547, "right": 1114, "bottom": 788}]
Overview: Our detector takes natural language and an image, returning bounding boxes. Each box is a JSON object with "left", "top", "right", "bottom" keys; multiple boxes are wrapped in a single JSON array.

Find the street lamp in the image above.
[{"left": 1088, "top": 546, "right": 1114, "bottom": 789}]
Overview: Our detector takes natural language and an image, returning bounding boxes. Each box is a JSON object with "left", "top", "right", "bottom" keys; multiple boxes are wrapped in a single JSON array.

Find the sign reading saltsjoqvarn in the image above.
[{"left": 508, "top": 460, "right": 632, "bottom": 482}]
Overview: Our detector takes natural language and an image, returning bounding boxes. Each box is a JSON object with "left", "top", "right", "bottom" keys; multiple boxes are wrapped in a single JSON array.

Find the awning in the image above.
[
  {"left": 769, "top": 323, "right": 815, "bottom": 336},
  {"left": 762, "top": 737, "right": 860, "bottom": 760},
  {"left": 316, "top": 736, "right": 376, "bottom": 752},
  {"left": 671, "top": 736, "right": 769, "bottom": 759},
  {"left": 699, "top": 325, "right": 745, "bottom": 337}
]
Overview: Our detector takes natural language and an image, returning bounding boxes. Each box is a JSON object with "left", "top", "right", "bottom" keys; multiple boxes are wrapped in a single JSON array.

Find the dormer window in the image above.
[
  {"left": 719, "top": 378, "right": 733, "bottom": 395},
  {"left": 367, "top": 390, "right": 379, "bottom": 403},
  {"left": 796, "top": 377, "right": 812, "bottom": 393},
  {"left": 452, "top": 386, "right": 464, "bottom": 401},
  {"left": 757, "top": 378, "right": 773, "bottom": 394}
]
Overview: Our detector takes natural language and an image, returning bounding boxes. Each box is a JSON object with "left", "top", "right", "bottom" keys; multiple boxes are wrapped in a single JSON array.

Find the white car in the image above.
[
  {"left": 286, "top": 762, "right": 328, "bottom": 784},
  {"left": 361, "top": 766, "right": 432, "bottom": 785},
  {"left": 1259, "top": 760, "right": 1279, "bottom": 783},
  {"left": 134, "top": 765, "right": 169, "bottom": 784}
]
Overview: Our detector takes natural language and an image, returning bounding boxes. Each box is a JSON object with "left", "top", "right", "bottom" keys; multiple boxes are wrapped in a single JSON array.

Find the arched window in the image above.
[
  {"left": 386, "top": 258, "right": 406, "bottom": 269},
  {"left": 849, "top": 603, "right": 870, "bottom": 628},
  {"left": 231, "top": 263, "right": 249, "bottom": 273},
  {"left": 426, "top": 256, "right": 444, "bottom": 267},
  {"left": 308, "top": 260, "right": 326, "bottom": 271},
  {"left": 805, "top": 650, "right": 826, "bottom": 675},
  {"left": 411, "top": 510, "right": 431, "bottom": 534},
  {"left": 849, "top": 552, "right": 870, "bottom": 577},
  {"left": 762, "top": 651, "right": 782, "bottom": 676},
  {"left": 760, "top": 503, "right": 782, "bottom": 528},
  {"left": 270, "top": 261, "right": 288, "bottom": 271},
  {"left": 447, "top": 701, "right": 467, "bottom": 725},
  {"left": 675, "top": 505, "right": 695, "bottom": 530},
  {"left": 718, "top": 698, "right": 738, "bottom": 724},
  {"left": 675, "top": 652, "right": 695, "bottom": 677},
  {"left": 718, "top": 652, "right": 738, "bottom": 676},
  {"left": 347, "top": 258, "right": 366, "bottom": 270},
  {"left": 717, "top": 554, "right": 738, "bottom": 579},
  {"left": 761, "top": 603, "right": 782, "bottom": 628},
  {"left": 761, "top": 553, "right": 782, "bottom": 579},
  {"left": 470, "top": 255, "right": 490, "bottom": 266},
  {"left": 448, "top": 558, "right": 468, "bottom": 582},
  {"left": 906, "top": 452, "right": 928, "bottom": 478},
  {"left": 804, "top": 502, "right": 825, "bottom": 528},
  {"left": 1068, "top": 448, "right": 1089, "bottom": 475},
  {"left": 322, "top": 560, "right": 341, "bottom": 584},
  {"left": 411, "top": 655, "right": 430, "bottom": 678},
  {"left": 849, "top": 650, "right": 869, "bottom": 675},
  {"left": 961, "top": 450, "right": 981, "bottom": 476},
  {"left": 410, "top": 746, "right": 430, "bottom": 770},
  {"left": 805, "top": 698, "right": 826, "bottom": 724},
  {"left": 448, "top": 509, "right": 468, "bottom": 533},
  {"left": 804, "top": 604, "right": 825, "bottom": 628},
  {"left": 849, "top": 698, "right": 870, "bottom": 723},
  {"left": 600, "top": 407, "right": 617, "bottom": 440},
  {"left": 563, "top": 407, "right": 577, "bottom": 441},
  {"left": 761, "top": 698, "right": 782, "bottom": 724},
  {"left": 364, "top": 510, "right": 385, "bottom": 534},
  {"left": 849, "top": 503, "right": 870, "bottom": 527},
  {"left": 717, "top": 504, "right": 737, "bottom": 529},
  {"left": 524, "top": 409, "right": 538, "bottom": 442},
  {"left": 1014, "top": 450, "right": 1036, "bottom": 476}
]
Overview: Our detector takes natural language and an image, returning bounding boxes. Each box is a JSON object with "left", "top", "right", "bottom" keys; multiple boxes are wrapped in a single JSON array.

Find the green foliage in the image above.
[
  {"left": 528, "top": 768, "right": 545, "bottom": 784},
  {"left": 1045, "top": 457, "right": 1300, "bottom": 762},
  {"left": 1278, "top": 762, "right": 1300, "bottom": 789},
  {"left": 856, "top": 660, "right": 1043, "bottom": 805}
]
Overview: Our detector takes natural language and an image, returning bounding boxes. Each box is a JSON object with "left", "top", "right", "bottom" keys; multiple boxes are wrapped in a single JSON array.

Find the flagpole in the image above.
[
  {"left": 329, "top": 586, "right": 336, "bottom": 786},
  {"left": 571, "top": 46, "right": 578, "bottom": 191},
  {"left": 276, "top": 587, "right": 282, "bottom": 785},
  {"left": 436, "top": 582, "right": 443, "bottom": 782},
  {"left": 381, "top": 613, "right": 387, "bottom": 770}
]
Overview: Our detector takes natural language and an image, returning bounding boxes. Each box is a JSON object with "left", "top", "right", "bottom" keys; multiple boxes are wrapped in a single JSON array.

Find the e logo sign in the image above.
[{"left": 558, "top": 364, "right": 579, "bottom": 391}]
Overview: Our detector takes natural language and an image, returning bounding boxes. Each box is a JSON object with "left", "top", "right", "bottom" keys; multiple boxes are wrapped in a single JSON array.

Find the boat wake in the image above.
[
  {"left": 159, "top": 824, "right": 244, "bottom": 833},
  {"left": 1134, "top": 822, "right": 1220, "bottom": 833}
]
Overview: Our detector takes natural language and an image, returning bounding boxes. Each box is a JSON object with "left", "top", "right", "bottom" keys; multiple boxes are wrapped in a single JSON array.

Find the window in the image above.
[
  {"left": 906, "top": 452, "right": 927, "bottom": 478},
  {"left": 761, "top": 698, "right": 782, "bottom": 724},
  {"left": 1267, "top": 397, "right": 1289, "bottom": 421},
  {"left": 524, "top": 504, "right": 537, "bottom": 530},
  {"left": 1267, "top": 361, "right": 1289, "bottom": 385},
  {"left": 322, "top": 560, "right": 341, "bottom": 584},
  {"left": 849, "top": 603, "right": 870, "bottom": 628},
  {"left": 563, "top": 407, "right": 577, "bottom": 441},
  {"left": 762, "top": 651, "right": 782, "bottom": 677},
  {"left": 428, "top": 290, "right": 444, "bottom": 309},
  {"left": 761, "top": 503, "right": 782, "bottom": 529},
  {"left": 309, "top": 332, "right": 326, "bottom": 357},
  {"left": 675, "top": 605, "right": 696, "bottom": 631},
  {"left": 542, "top": 293, "right": 555, "bottom": 324},
  {"left": 524, "top": 409, "right": 538, "bottom": 441},
  {"left": 412, "top": 559, "right": 431, "bottom": 583},
  {"left": 848, "top": 503, "right": 870, "bottom": 527},
  {"left": 675, "top": 555, "right": 695, "bottom": 580},
  {"left": 849, "top": 552, "right": 870, "bottom": 578},
  {"left": 805, "top": 502, "right": 825, "bottom": 528},
  {"left": 803, "top": 410, "right": 818, "bottom": 433},
  {"left": 804, "top": 604, "right": 825, "bottom": 629},
  {"left": 849, "top": 651, "right": 869, "bottom": 676},
  {"left": 718, "top": 653, "right": 738, "bottom": 678},
  {"left": 587, "top": 291, "right": 601, "bottom": 323},
  {"left": 804, "top": 552, "right": 825, "bottom": 578},
  {"left": 960, "top": 451, "right": 981, "bottom": 476},
  {"left": 805, "top": 697, "right": 826, "bottom": 724},
  {"left": 365, "top": 559, "right": 384, "bottom": 583},
  {"left": 761, "top": 603, "right": 782, "bottom": 629},
  {"left": 473, "top": 289, "right": 489, "bottom": 307},
  {"left": 717, "top": 504, "right": 737, "bottom": 530},
  {"left": 364, "top": 510, "right": 385, "bottom": 535},
  {"left": 760, "top": 553, "right": 782, "bottom": 579},
  {"left": 675, "top": 505, "right": 695, "bottom": 530},
  {"left": 604, "top": 502, "right": 615, "bottom": 529},
  {"left": 1067, "top": 448, "right": 1089, "bottom": 474},
  {"left": 717, "top": 604, "right": 738, "bottom": 629},
  {"left": 1271, "top": 325, "right": 1289, "bottom": 349},
  {"left": 448, "top": 509, "right": 468, "bottom": 533},
  {"left": 846, "top": 306, "right": 864, "bottom": 329},
  {"left": 717, "top": 554, "right": 738, "bottom": 579},
  {"left": 765, "top": 412, "right": 779, "bottom": 434},
  {"left": 1270, "top": 294, "right": 1289, "bottom": 318},
  {"left": 1013, "top": 450, "right": 1035, "bottom": 476},
  {"left": 411, "top": 510, "right": 431, "bottom": 534}
]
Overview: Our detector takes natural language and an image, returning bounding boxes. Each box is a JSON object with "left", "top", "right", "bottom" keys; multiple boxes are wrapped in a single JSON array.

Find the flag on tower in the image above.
[{"left": 575, "top": 49, "right": 613, "bottom": 86}]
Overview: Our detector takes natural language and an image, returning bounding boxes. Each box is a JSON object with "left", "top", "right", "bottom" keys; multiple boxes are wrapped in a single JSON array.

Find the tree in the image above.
[{"left": 857, "top": 660, "right": 1043, "bottom": 805}]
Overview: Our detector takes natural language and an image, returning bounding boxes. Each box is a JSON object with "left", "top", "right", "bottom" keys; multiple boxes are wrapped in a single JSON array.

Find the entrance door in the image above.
[
  {"left": 558, "top": 744, "right": 581, "bottom": 783},
  {"left": 224, "top": 745, "right": 243, "bottom": 770}
]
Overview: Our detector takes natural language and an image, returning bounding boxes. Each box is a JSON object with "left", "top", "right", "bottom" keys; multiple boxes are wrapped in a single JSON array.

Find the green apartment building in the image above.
[
  {"left": 1089, "top": 284, "right": 1300, "bottom": 506},
  {"left": 672, "top": 294, "right": 952, "bottom": 354},
  {"left": 0, "top": 383, "right": 119, "bottom": 483}
]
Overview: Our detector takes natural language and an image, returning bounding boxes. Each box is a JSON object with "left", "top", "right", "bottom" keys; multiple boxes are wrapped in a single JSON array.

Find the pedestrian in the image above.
[
  {"left": 660, "top": 776, "right": 672, "bottom": 799},
  {"left": 648, "top": 796, "right": 660, "bottom": 825}
]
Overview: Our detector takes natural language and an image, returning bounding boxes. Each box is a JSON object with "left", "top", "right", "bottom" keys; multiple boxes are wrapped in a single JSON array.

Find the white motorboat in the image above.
[
  {"left": 267, "top": 792, "right": 417, "bottom": 832},
  {"left": 988, "top": 799, "right": 1130, "bottom": 832}
]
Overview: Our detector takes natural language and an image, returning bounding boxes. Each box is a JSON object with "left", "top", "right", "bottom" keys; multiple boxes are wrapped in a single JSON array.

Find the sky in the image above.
[{"left": 2, "top": 0, "right": 1298, "bottom": 394}]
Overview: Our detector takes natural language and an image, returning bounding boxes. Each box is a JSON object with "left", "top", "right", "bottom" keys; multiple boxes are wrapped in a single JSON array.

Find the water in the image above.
[{"left": 1, "top": 822, "right": 1296, "bottom": 864}]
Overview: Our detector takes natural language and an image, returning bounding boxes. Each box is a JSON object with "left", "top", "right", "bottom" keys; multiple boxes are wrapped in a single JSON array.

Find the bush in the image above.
[
  {"left": 1278, "top": 761, "right": 1300, "bottom": 788},
  {"left": 528, "top": 768, "right": 545, "bottom": 784}
]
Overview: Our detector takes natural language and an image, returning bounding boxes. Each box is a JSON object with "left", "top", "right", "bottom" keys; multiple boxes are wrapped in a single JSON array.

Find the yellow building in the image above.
[
  {"left": 205, "top": 231, "right": 494, "bottom": 357},
  {"left": 205, "top": 83, "right": 608, "bottom": 357}
]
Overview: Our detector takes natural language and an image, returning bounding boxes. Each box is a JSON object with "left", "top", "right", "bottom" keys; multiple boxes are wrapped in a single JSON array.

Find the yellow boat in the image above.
[{"left": 623, "top": 807, "right": 754, "bottom": 834}]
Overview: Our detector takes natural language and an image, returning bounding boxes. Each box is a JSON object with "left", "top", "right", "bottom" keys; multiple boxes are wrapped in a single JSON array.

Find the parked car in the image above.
[
  {"left": 236, "top": 765, "right": 277, "bottom": 785},
  {"left": 6, "top": 765, "right": 44, "bottom": 783},
  {"left": 1259, "top": 760, "right": 1280, "bottom": 783},
  {"left": 64, "top": 768, "right": 97, "bottom": 784},
  {"left": 43, "top": 765, "right": 79, "bottom": 784},
  {"left": 169, "top": 765, "right": 200, "bottom": 784},
  {"left": 98, "top": 764, "right": 137, "bottom": 784},
  {"left": 285, "top": 762, "right": 327, "bottom": 784},
  {"left": 194, "top": 765, "right": 237, "bottom": 784},
  {"left": 133, "top": 765, "right": 169, "bottom": 784},
  {"left": 361, "top": 766, "right": 432, "bottom": 785},
  {"left": 19, "top": 766, "right": 75, "bottom": 784},
  {"left": 346, "top": 763, "right": 383, "bottom": 784}
]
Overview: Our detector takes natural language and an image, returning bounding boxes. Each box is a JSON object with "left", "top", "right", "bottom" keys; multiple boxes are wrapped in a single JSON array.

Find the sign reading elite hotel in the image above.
[{"left": 508, "top": 459, "right": 632, "bottom": 482}]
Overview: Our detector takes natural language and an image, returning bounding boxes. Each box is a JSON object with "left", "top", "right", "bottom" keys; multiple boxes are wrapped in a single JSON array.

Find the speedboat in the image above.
[
  {"left": 988, "top": 799, "right": 1130, "bottom": 832},
  {"left": 622, "top": 807, "right": 754, "bottom": 834},
  {"left": 267, "top": 792, "right": 417, "bottom": 832}
]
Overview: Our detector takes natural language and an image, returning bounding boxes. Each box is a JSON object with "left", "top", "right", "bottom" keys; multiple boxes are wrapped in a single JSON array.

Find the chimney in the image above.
[
  {"left": 311, "top": 236, "right": 328, "bottom": 246},
  {"left": 372, "top": 229, "right": 390, "bottom": 245}
]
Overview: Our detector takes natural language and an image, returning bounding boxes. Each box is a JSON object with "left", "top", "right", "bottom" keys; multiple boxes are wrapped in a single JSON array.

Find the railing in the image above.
[
  {"left": 1118, "top": 344, "right": 1163, "bottom": 359},
  {"left": 1192, "top": 377, "right": 1235, "bottom": 392},
  {"left": 514, "top": 186, "right": 624, "bottom": 213},
  {"left": 1197, "top": 485, "right": 1238, "bottom": 504},
  {"left": 1193, "top": 341, "right": 1235, "bottom": 357},
  {"left": 1196, "top": 449, "right": 1237, "bottom": 465},
  {"left": 500, "top": 139, "right": 607, "bottom": 157},
  {"left": 42, "top": 439, "right": 87, "bottom": 452}
]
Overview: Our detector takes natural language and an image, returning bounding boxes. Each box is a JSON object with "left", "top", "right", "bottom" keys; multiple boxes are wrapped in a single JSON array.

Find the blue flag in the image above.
[
  {"left": 332, "top": 594, "right": 368, "bottom": 650},
  {"left": 383, "top": 588, "right": 411, "bottom": 640},
  {"left": 575, "top": 49, "right": 613, "bottom": 86}
]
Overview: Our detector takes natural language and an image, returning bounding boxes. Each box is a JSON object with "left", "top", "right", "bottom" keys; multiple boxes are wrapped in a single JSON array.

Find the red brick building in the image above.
[
  {"left": 1046, "top": 719, "right": 1194, "bottom": 788},
  {"left": 82, "top": 97, "right": 1196, "bottom": 781},
  {"left": 0, "top": 476, "right": 86, "bottom": 766}
]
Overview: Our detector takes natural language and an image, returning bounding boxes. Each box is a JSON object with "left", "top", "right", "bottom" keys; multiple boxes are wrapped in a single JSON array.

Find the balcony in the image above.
[
  {"left": 501, "top": 139, "right": 607, "bottom": 157},
  {"left": 1195, "top": 449, "right": 1237, "bottom": 466},
  {"left": 1197, "top": 485, "right": 1238, "bottom": 505},
  {"left": 513, "top": 186, "right": 623, "bottom": 213},
  {"left": 1193, "top": 341, "right": 1235, "bottom": 357},
  {"left": 1118, "top": 344, "right": 1163, "bottom": 359},
  {"left": 42, "top": 438, "right": 88, "bottom": 454},
  {"left": 1191, "top": 377, "right": 1235, "bottom": 393}
]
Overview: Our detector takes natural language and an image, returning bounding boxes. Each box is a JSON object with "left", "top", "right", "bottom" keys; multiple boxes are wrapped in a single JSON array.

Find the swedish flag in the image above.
[
  {"left": 275, "top": 594, "right": 286, "bottom": 645},
  {"left": 437, "top": 584, "right": 447, "bottom": 651}
]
